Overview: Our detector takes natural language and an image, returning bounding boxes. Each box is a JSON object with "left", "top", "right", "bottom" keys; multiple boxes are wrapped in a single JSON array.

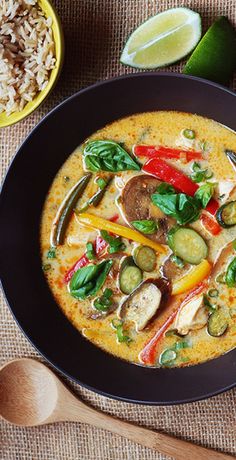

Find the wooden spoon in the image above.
[{"left": 0, "top": 358, "right": 233, "bottom": 460}]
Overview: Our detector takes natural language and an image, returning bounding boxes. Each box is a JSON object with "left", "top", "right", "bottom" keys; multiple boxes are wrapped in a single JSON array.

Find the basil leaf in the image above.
[
  {"left": 152, "top": 192, "right": 200, "bottom": 225},
  {"left": 225, "top": 257, "right": 236, "bottom": 287},
  {"left": 84, "top": 140, "right": 140, "bottom": 172},
  {"left": 177, "top": 193, "right": 201, "bottom": 224},
  {"left": 152, "top": 193, "right": 178, "bottom": 215},
  {"left": 194, "top": 182, "right": 216, "bottom": 208},
  {"left": 100, "top": 230, "right": 125, "bottom": 253},
  {"left": 156, "top": 182, "right": 175, "bottom": 195},
  {"left": 131, "top": 219, "right": 157, "bottom": 234},
  {"left": 70, "top": 264, "right": 99, "bottom": 291},
  {"left": 84, "top": 155, "right": 102, "bottom": 172},
  {"left": 69, "top": 260, "right": 113, "bottom": 299}
]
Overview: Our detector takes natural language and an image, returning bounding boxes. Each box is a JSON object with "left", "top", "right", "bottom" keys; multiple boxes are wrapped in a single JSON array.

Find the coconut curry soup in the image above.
[{"left": 41, "top": 111, "right": 236, "bottom": 368}]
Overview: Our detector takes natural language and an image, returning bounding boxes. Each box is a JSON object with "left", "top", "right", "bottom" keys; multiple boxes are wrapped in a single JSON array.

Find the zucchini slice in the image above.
[
  {"left": 207, "top": 308, "right": 228, "bottom": 337},
  {"left": 168, "top": 227, "right": 208, "bottom": 265},
  {"left": 133, "top": 245, "right": 156, "bottom": 272},
  {"left": 119, "top": 256, "right": 142, "bottom": 294},
  {"left": 216, "top": 201, "right": 236, "bottom": 228}
]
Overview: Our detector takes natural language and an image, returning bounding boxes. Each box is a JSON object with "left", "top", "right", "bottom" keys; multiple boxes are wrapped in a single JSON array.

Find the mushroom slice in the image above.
[
  {"left": 173, "top": 294, "right": 208, "bottom": 336},
  {"left": 121, "top": 174, "right": 174, "bottom": 243},
  {"left": 119, "top": 281, "right": 162, "bottom": 331}
]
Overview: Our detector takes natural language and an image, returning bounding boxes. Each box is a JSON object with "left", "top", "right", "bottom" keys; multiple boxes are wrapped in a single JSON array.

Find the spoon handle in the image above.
[
  {"left": 88, "top": 413, "right": 233, "bottom": 460},
  {"left": 62, "top": 398, "right": 234, "bottom": 460}
]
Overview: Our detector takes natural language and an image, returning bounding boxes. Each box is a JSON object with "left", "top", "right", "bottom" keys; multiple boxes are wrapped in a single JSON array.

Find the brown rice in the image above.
[{"left": 0, "top": 0, "right": 56, "bottom": 116}]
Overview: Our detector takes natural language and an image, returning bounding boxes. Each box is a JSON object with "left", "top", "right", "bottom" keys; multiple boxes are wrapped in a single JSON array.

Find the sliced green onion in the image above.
[
  {"left": 111, "top": 319, "right": 132, "bottom": 344},
  {"left": 205, "top": 171, "right": 214, "bottom": 180},
  {"left": 174, "top": 341, "right": 189, "bottom": 351},
  {"left": 216, "top": 272, "right": 226, "bottom": 284},
  {"left": 233, "top": 240, "right": 236, "bottom": 250},
  {"left": 94, "top": 299, "right": 110, "bottom": 311},
  {"left": 159, "top": 349, "right": 177, "bottom": 366},
  {"left": 93, "top": 299, "right": 109, "bottom": 311},
  {"left": 191, "top": 162, "right": 213, "bottom": 183},
  {"left": 203, "top": 294, "right": 217, "bottom": 312},
  {"left": 180, "top": 356, "right": 190, "bottom": 363},
  {"left": 201, "top": 141, "right": 210, "bottom": 152},
  {"left": 42, "top": 263, "right": 51, "bottom": 272},
  {"left": 86, "top": 242, "right": 95, "bottom": 260},
  {"left": 47, "top": 247, "right": 56, "bottom": 259},
  {"left": 203, "top": 294, "right": 212, "bottom": 307},
  {"left": 96, "top": 177, "right": 107, "bottom": 189},
  {"left": 170, "top": 255, "right": 185, "bottom": 268},
  {"left": 94, "top": 288, "right": 114, "bottom": 311},
  {"left": 103, "top": 288, "right": 113, "bottom": 299},
  {"left": 183, "top": 129, "right": 195, "bottom": 140},
  {"left": 192, "top": 162, "right": 201, "bottom": 172},
  {"left": 208, "top": 288, "right": 219, "bottom": 298}
]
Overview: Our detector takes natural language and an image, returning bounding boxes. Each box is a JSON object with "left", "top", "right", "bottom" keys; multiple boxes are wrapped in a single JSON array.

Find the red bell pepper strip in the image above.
[
  {"left": 95, "top": 235, "right": 107, "bottom": 253},
  {"left": 64, "top": 254, "right": 89, "bottom": 283},
  {"left": 204, "top": 199, "right": 219, "bottom": 216},
  {"left": 142, "top": 158, "right": 219, "bottom": 216},
  {"left": 143, "top": 157, "right": 198, "bottom": 195},
  {"left": 134, "top": 145, "right": 203, "bottom": 162},
  {"left": 109, "top": 213, "right": 119, "bottom": 222},
  {"left": 200, "top": 212, "right": 222, "bottom": 236},
  {"left": 64, "top": 235, "right": 107, "bottom": 283},
  {"left": 139, "top": 282, "right": 206, "bottom": 365}
]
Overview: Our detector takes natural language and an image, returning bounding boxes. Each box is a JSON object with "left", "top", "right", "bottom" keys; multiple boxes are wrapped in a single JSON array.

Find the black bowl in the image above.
[{"left": 1, "top": 73, "right": 236, "bottom": 405}]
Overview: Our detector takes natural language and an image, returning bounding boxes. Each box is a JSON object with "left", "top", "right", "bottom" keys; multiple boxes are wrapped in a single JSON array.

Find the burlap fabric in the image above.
[{"left": 1, "top": 1, "right": 236, "bottom": 459}]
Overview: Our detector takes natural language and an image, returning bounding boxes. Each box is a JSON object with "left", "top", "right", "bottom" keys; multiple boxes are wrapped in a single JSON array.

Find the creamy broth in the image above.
[{"left": 41, "top": 111, "right": 236, "bottom": 368}]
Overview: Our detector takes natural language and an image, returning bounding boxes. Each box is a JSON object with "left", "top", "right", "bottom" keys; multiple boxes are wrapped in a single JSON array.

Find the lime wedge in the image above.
[
  {"left": 120, "top": 7, "right": 201, "bottom": 69},
  {"left": 184, "top": 16, "right": 236, "bottom": 85}
]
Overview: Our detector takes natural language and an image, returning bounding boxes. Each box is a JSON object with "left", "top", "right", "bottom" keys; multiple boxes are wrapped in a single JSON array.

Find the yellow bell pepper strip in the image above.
[
  {"left": 77, "top": 213, "right": 166, "bottom": 254},
  {"left": 172, "top": 259, "right": 211, "bottom": 295}
]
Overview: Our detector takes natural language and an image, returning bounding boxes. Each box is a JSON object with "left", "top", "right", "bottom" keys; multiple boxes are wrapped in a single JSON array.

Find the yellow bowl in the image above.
[{"left": 0, "top": 0, "right": 64, "bottom": 128}]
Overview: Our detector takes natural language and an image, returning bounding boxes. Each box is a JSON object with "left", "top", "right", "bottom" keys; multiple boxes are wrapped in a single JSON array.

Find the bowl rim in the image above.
[
  {"left": 1, "top": 72, "right": 236, "bottom": 405},
  {"left": 0, "top": 0, "right": 64, "bottom": 129}
]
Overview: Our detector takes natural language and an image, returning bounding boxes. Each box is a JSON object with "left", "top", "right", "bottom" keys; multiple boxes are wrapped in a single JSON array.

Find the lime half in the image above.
[
  {"left": 184, "top": 16, "right": 236, "bottom": 85},
  {"left": 120, "top": 7, "right": 201, "bottom": 69}
]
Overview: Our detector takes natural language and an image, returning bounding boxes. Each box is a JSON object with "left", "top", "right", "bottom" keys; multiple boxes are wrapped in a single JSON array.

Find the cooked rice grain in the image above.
[{"left": 0, "top": 0, "right": 56, "bottom": 116}]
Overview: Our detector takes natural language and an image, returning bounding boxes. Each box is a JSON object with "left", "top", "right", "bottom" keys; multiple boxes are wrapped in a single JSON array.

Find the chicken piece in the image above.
[
  {"left": 67, "top": 214, "right": 98, "bottom": 247},
  {"left": 173, "top": 295, "right": 208, "bottom": 336}
]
